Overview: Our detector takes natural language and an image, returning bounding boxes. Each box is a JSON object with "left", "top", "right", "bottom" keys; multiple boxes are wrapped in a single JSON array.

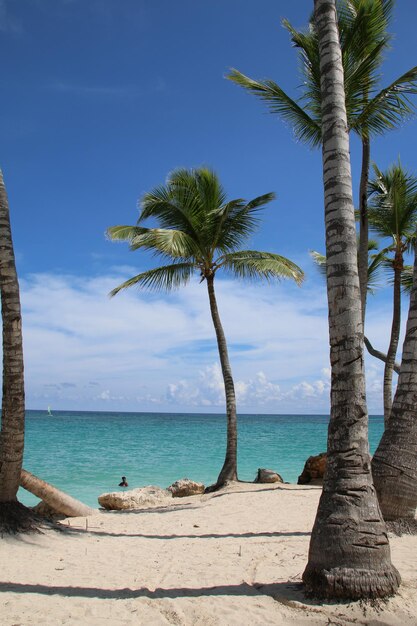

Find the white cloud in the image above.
[
  {"left": 166, "top": 363, "right": 331, "bottom": 411},
  {"left": 14, "top": 269, "right": 399, "bottom": 413}
]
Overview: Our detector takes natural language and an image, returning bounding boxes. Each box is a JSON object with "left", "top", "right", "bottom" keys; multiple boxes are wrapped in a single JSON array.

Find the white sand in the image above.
[{"left": 1, "top": 483, "right": 416, "bottom": 625}]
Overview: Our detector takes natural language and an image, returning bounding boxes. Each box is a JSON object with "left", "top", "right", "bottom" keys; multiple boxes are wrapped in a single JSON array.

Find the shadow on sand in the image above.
[
  {"left": 0, "top": 580, "right": 323, "bottom": 607},
  {"left": 60, "top": 527, "right": 311, "bottom": 540}
]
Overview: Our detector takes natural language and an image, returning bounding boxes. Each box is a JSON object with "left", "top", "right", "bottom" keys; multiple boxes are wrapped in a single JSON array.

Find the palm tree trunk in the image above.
[
  {"left": 372, "top": 241, "right": 417, "bottom": 521},
  {"left": 20, "top": 469, "right": 94, "bottom": 517},
  {"left": 383, "top": 258, "right": 402, "bottom": 426},
  {"left": 0, "top": 171, "right": 38, "bottom": 533},
  {"left": 206, "top": 273, "right": 238, "bottom": 487},
  {"left": 303, "top": 0, "right": 400, "bottom": 600},
  {"left": 0, "top": 171, "right": 25, "bottom": 503},
  {"left": 358, "top": 135, "right": 370, "bottom": 323}
]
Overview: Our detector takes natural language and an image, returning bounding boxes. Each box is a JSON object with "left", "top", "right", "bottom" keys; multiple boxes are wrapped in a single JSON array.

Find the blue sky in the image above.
[{"left": 1, "top": 0, "right": 417, "bottom": 413}]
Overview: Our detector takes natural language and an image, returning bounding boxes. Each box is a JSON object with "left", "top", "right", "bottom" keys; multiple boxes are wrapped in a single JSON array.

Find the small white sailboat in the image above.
[{"left": 47, "top": 406, "right": 53, "bottom": 417}]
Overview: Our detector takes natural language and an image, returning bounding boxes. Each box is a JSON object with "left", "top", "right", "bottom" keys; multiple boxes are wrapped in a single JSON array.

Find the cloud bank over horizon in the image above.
[{"left": 19, "top": 269, "right": 394, "bottom": 414}]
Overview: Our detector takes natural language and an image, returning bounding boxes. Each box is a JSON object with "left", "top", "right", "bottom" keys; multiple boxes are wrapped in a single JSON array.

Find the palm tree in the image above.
[
  {"left": 20, "top": 469, "right": 94, "bottom": 518},
  {"left": 107, "top": 168, "right": 303, "bottom": 489},
  {"left": 0, "top": 171, "right": 34, "bottom": 533},
  {"left": 371, "top": 237, "right": 417, "bottom": 522},
  {"left": 368, "top": 162, "right": 417, "bottom": 425},
  {"left": 302, "top": 0, "right": 399, "bottom": 599},
  {"left": 227, "top": 0, "right": 417, "bottom": 322},
  {"left": 311, "top": 236, "right": 412, "bottom": 377}
]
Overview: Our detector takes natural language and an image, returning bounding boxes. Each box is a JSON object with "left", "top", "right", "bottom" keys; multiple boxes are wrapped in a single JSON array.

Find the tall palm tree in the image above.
[
  {"left": 368, "top": 162, "right": 417, "bottom": 425},
  {"left": 107, "top": 168, "right": 303, "bottom": 489},
  {"left": 371, "top": 237, "right": 417, "bottom": 522},
  {"left": 303, "top": 0, "right": 399, "bottom": 599},
  {"left": 0, "top": 171, "right": 33, "bottom": 533},
  {"left": 228, "top": 0, "right": 417, "bottom": 322}
]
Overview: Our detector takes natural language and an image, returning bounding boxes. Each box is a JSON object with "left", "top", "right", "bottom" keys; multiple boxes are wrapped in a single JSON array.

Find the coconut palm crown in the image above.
[
  {"left": 107, "top": 167, "right": 303, "bottom": 488},
  {"left": 108, "top": 168, "right": 303, "bottom": 293},
  {"left": 228, "top": 0, "right": 417, "bottom": 321},
  {"left": 228, "top": 0, "right": 417, "bottom": 147}
]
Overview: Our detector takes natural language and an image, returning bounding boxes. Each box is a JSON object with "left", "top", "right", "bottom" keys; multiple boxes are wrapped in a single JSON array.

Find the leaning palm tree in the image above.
[
  {"left": 107, "top": 168, "right": 303, "bottom": 489},
  {"left": 371, "top": 235, "right": 417, "bottom": 523},
  {"left": 368, "top": 161, "right": 417, "bottom": 425},
  {"left": 228, "top": 0, "right": 417, "bottom": 322},
  {"left": 302, "top": 0, "right": 399, "bottom": 599},
  {"left": 0, "top": 171, "right": 36, "bottom": 533}
]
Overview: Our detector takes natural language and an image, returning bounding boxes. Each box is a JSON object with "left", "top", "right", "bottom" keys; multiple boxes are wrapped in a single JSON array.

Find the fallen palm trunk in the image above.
[{"left": 20, "top": 469, "right": 94, "bottom": 517}]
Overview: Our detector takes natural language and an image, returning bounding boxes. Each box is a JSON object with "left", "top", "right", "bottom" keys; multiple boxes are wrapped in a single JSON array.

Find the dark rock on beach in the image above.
[
  {"left": 297, "top": 452, "right": 327, "bottom": 485},
  {"left": 254, "top": 468, "right": 284, "bottom": 484}
]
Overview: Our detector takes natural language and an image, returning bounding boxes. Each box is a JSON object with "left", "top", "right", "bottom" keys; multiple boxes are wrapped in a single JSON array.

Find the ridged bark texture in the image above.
[
  {"left": 372, "top": 242, "right": 417, "bottom": 521},
  {"left": 358, "top": 136, "right": 370, "bottom": 324},
  {"left": 206, "top": 274, "right": 238, "bottom": 486},
  {"left": 303, "top": 0, "right": 400, "bottom": 600},
  {"left": 0, "top": 171, "right": 25, "bottom": 503},
  {"left": 383, "top": 260, "right": 402, "bottom": 426}
]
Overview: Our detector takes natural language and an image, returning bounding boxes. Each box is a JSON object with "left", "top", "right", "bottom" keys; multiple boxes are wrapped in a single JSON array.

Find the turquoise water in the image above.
[{"left": 19, "top": 411, "right": 384, "bottom": 508}]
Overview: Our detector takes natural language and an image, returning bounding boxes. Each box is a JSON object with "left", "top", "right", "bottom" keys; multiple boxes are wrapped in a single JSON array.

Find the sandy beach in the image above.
[{"left": 1, "top": 483, "right": 416, "bottom": 625}]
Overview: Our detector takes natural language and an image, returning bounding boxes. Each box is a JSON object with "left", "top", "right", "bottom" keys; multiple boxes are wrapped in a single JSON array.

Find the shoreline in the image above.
[
  {"left": 22, "top": 411, "right": 386, "bottom": 508},
  {"left": 3, "top": 482, "right": 417, "bottom": 625}
]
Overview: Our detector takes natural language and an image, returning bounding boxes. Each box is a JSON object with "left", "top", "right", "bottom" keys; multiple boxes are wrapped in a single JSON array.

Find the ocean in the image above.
[{"left": 19, "top": 410, "right": 384, "bottom": 509}]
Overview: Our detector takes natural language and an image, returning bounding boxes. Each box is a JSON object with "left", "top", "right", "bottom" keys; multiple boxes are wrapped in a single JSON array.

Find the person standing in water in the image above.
[{"left": 119, "top": 476, "right": 128, "bottom": 487}]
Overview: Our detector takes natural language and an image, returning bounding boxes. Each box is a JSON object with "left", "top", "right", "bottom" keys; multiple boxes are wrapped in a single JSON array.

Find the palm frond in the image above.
[
  {"left": 311, "top": 243, "right": 387, "bottom": 293},
  {"left": 281, "top": 18, "right": 322, "bottom": 123},
  {"left": 212, "top": 193, "right": 275, "bottom": 253},
  {"left": 381, "top": 258, "right": 415, "bottom": 295},
  {"left": 344, "top": 38, "right": 388, "bottom": 121},
  {"left": 109, "top": 262, "right": 197, "bottom": 296},
  {"left": 108, "top": 224, "right": 201, "bottom": 260},
  {"left": 367, "top": 247, "right": 390, "bottom": 293},
  {"left": 227, "top": 69, "right": 322, "bottom": 147},
  {"left": 140, "top": 179, "right": 202, "bottom": 240},
  {"left": 229, "top": 2, "right": 416, "bottom": 150},
  {"left": 368, "top": 238, "right": 379, "bottom": 251},
  {"left": 218, "top": 250, "right": 304, "bottom": 285},
  {"left": 108, "top": 168, "right": 301, "bottom": 300},
  {"left": 139, "top": 189, "right": 197, "bottom": 233},
  {"left": 400, "top": 265, "right": 414, "bottom": 294},
  {"left": 309, "top": 250, "right": 327, "bottom": 279},
  {"left": 338, "top": 0, "right": 393, "bottom": 57},
  {"left": 129, "top": 228, "right": 202, "bottom": 259},
  {"left": 368, "top": 161, "right": 417, "bottom": 241},
  {"left": 106, "top": 225, "right": 148, "bottom": 242},
  {"left": 354, "top": 66, "right": 417, "bottom": 136},
  {"left": 193, "top": 167, "right": 227, "bottom": 214}
]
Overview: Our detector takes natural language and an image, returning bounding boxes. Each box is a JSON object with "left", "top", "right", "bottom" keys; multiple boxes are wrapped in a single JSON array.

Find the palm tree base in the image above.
[
  {"left": 210, "top": 458, "right": 238, "bottom": 492},
  {"left": 302, "top": 565, "right": 400, "bottom": 600},
  {"left": 204, "top": 478, "right": 239, "bottom": 494},
  {"left": 372, "top": 424, "right": 417, "bottom": 523},
  {"left": 0, "top": 500, "right": 42, "bottom": 534}
]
